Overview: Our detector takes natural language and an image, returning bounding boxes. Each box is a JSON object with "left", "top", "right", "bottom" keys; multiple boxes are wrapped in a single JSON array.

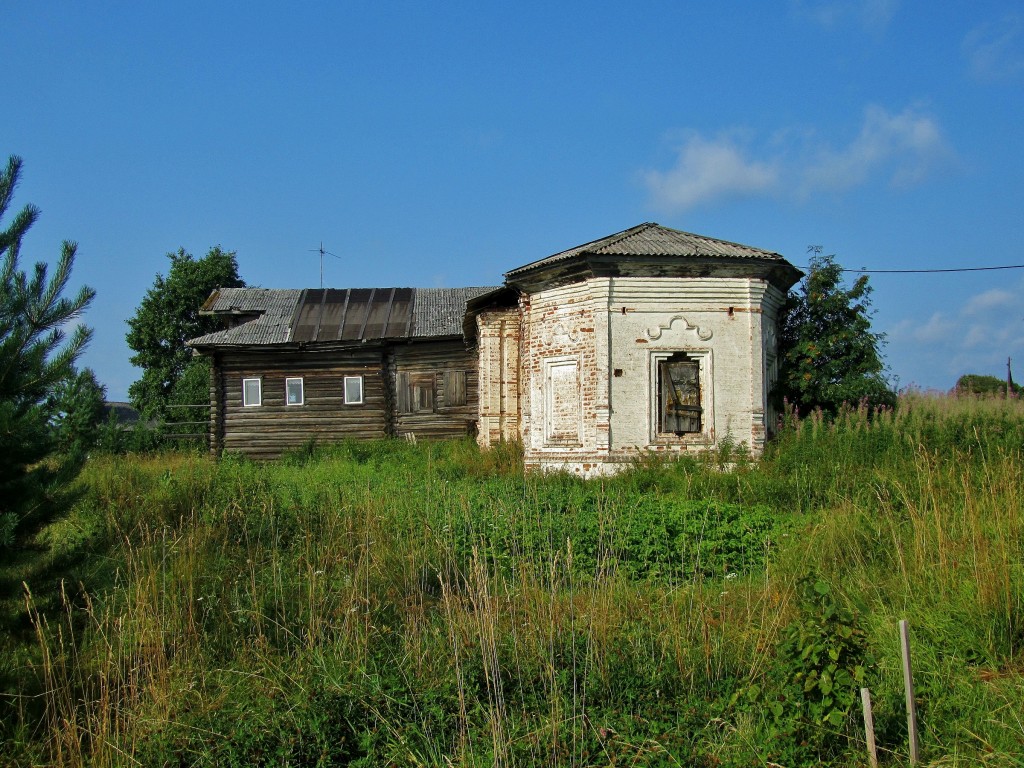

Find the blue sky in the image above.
[{"left": 5, "top": 1, "right": 1024, "bottom": 399}]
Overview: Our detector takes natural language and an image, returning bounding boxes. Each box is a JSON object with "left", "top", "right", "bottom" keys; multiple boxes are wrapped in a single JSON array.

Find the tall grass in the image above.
[{"left": 4, "top": 393, "right": 1023, "bottom": 766}]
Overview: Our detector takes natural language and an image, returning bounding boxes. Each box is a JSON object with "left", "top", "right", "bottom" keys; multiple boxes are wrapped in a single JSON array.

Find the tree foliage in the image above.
[
  {"left": 49, "top": 367, "right": 107, "bottom": 457},
  {"left": 955, "top": 373, "right": 1019, "bottom": 397},
  {"left": 775, "top": 252, "right": 895, "bottom": 415},
  {"left": 0, "top": 155, "right": 95, "bottom": 549},
  {"left": 126, "top": 247, "right": 243, "bottom": 417}
]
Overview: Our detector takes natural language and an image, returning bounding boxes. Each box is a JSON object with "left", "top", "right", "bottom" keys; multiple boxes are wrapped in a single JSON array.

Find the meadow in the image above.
[{"left": 2, "top": 393, "right": 1022, "bottom": 766}]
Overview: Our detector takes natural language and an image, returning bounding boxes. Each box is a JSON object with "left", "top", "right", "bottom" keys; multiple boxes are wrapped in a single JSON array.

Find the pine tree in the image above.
[
  {"left": 775, "top": 252, "right": 895, "bottom": 416},
  {"left": 0, "top": 156, "right": 95, "bottom": 549},
  {"left": 49, "top": 367, "right": 107, "bottom": 457}
]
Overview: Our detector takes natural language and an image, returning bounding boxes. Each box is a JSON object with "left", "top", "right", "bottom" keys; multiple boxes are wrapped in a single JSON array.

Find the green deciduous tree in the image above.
[
  {"left": 775, "top": 252, "right": 895, "bottom": 416},
  {"left": 126, "top": 246, "right": 244, "bottom": 417},
  {"left": 0, "top": 155, "right": 95, "bottom": 549}
]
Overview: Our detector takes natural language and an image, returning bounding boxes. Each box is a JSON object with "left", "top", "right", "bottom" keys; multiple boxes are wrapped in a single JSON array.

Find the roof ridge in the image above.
[{"left": 579, "top": 221, "right": 658, "bottom": 254}]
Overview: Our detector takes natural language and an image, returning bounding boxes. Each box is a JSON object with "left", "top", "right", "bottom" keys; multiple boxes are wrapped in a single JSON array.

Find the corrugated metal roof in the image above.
[
  {"left": 187, "top": 286, "right": 499, "bottom": 348},
  {"left": 190, "top": 289, "right": 301, "bottom": 346},
  {"left": 413, "top": 287, "right": 498, "bottom": 337},
  {"left": 505, "top": 222, "right": 786, "bottom": 277},
  {"left": 200, "top": 287, "right": 300, "bottom": 315}
]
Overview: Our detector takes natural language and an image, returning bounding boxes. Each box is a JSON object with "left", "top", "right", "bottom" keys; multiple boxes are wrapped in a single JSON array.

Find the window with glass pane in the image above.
[
  {"left": 658, "top": 353, "right": 701, "bottom": 434},
  {"left": 286, "top": 377, "right": 304, "bottom": 406},
  {"left": 242, "top": 378, "right": 262, "bottom": 407},
  {"left": 344, "top": 376, "right": 363, "bottom": 405}
]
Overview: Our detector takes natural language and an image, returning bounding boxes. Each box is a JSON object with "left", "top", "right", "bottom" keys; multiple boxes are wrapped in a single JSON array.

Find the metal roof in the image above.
[
  {"left": 188, "top": 286, "right": 499, "bottom": 348},
  {"left": 505, "top": 222, "right": 787, "bottom": 278}
]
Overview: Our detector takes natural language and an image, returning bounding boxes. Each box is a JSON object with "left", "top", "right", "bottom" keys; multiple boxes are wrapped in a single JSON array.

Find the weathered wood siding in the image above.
[
  {"left": 389, "top": 340, "right": 479, "bottom": 440},
  {"left": 214, "top": 348, "right": 388, "bottom": 458}
]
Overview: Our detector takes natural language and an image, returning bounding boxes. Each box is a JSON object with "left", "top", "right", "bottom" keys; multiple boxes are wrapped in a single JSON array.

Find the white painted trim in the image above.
[
  {"left": 285, "top": 377, "right": 304, "bottom": 406},
  {"left": 542, "top": 355, "right": 582, "bottom": 447},
  {"left": 343, "top": 375, "right": 364, "bottom": 405},
  {"left": 648, "top": 349, "right": 714, "bottom": 445},
  {"left": 242, "top": 377, "right": 262, "bottom": 407}
]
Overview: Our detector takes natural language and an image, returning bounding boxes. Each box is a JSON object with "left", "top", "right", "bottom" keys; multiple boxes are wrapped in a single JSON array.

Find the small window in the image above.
[
  {"left": 285, "top": 377, "right": 304, "bottom": 406},
  {"left": 242, "top": 378, "right": 262, "bottom": 407},
  {"left": 658, "top": 353, "right": 702, "bottom": 434},
  {"left": 344, "top": 376, "right": 364, "bottom": 405},
  {"left": 444, "top": 370, "right": 467, "bottom": 407}
]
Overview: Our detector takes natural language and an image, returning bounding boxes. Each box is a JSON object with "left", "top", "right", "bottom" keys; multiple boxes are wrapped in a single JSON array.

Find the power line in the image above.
[
  {"left": 795, "top": 264, "right": 1024, "bottom": 274},
  {"left": 799, "top": 244, "right": 1024, "bottom": 274}
]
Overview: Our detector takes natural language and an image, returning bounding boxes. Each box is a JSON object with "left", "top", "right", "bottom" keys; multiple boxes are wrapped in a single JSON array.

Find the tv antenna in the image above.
[{"left": 309, "top": 242, "right": 341, "bottom": 288}]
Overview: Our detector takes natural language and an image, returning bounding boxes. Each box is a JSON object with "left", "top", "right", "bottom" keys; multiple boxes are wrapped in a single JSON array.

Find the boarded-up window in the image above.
[
  {"left": 243, "top": 378, "right": 262, "bottom": 407},
  {"left": 397, "top": 371, "right": 435, "bottom": 414},
  {"left": 544, "top": 358, "right": 581, "bottom": 445},
  {"left": 658, "top": 353, "right": 702, "bottom": 434},
  {"left": 444, "top": 370, "right": 467, "bottom": 407}
]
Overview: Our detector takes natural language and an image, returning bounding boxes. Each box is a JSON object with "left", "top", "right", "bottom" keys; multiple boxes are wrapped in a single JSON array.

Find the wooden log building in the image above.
[{"left": 189, "top": 286, "right": 497, "bottom": 458}]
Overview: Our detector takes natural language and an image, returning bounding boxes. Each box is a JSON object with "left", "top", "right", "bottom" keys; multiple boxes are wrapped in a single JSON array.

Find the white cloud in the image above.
[
  {"left": 962, "top": 288, "right": 1015, "bottom": 315},
  {"left": 963, "top": 14, "right": 1024, "bottom": 82},
  {"left": 791, "top": 0, "right": 898, "bottom": 32},
  {"left": 643, "top": 135, "right": 778, "bottom": 213},
  {"left": 885, "top": 276, "right": 1024, "bottom": 388},
  {"left": 642, "top": 105, "right": 950, "bottom": 212},
  {"left": 889, "top": 312, "right": 955, "bottom": 344},
  {"left": 800, "top": 106, "right": 947, "bottom": 193}
]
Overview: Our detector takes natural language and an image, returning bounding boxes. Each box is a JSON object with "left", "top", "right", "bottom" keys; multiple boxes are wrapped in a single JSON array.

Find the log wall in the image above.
[
  {"left": 389, "top": 340, "right": 479, "bottom": 440},
  {"left": 215, "top": 347, "right": 388, "bottom": 458},
  {"left": 209, "top": 338, "right": 480, "bottom": 457}
]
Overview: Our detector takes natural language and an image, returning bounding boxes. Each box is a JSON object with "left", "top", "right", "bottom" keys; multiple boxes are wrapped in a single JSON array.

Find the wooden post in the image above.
[
  {"left": 861, "top": 687, "right": 878, "bottom": 768},
  {"left": 900, "top": 619, "right": 921, "bottom": 764}
]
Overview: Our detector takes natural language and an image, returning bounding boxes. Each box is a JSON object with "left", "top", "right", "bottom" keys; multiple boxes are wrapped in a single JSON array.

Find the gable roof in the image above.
[
  {"left": 188, "top": 286, "right": 499, "bottom": 348},
  {"left": 505, "top": 222, "right": 789, "bottom": 279}
]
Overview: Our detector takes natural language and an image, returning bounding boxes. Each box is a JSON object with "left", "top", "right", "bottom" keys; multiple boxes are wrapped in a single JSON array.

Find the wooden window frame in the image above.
[
  {"left": 649, "top": 350, "right": 713, "bottom": 444},
  {"left": 344, "top": 375, "right": 364, "bottom": 405},
  {"left": 285, "top": 377, "right": 304, "bottom": 406},
  {"left": 443, "top": 369, "right": 467, "bottom": 408},
  {"left": 242, "top": 377, "right": 262, "bottom": 407},
  {"left": 397, "top": 370, "right": 436, "bottom": 414}
]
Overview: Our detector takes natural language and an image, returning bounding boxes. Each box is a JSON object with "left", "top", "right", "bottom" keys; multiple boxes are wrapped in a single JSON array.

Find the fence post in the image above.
[
  {"left": 861, "top": 687, "right": 878, "bottom": 768},
  {"left": 900, "top": 619, "right": 920, "bottom": 764}
]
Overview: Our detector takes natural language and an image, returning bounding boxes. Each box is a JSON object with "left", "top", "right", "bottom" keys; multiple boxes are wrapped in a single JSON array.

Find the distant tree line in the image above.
[{"left": 954, "top": 373, "right": 1020, "bottom": 397}]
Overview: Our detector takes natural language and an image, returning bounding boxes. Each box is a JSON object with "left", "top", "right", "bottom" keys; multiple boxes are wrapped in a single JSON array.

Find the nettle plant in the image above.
[{"left": 751, "top": 576, "right": 874, "bottom": 764}]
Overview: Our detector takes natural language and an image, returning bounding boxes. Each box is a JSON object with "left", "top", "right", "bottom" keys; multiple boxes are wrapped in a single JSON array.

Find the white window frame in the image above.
[
  {"left": 242, "top": 377, "right": 262, "bottom": 407},
  {"left": 543, "top": 356, "right": 582, "bottom": 447},
  {"left": 649, "top": 349, "right": 713, "bottom": 444},
  {"left": 344, "top": 375, "right": 364, "bottom": 405},
  {"left": 285, "top": 377, "right": 304, "bottom": 406}
]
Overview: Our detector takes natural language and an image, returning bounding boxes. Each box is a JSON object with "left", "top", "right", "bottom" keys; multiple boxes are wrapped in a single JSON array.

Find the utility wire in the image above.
[{"left": 795, "top": 264, "right": 1024, "bottom": 274}]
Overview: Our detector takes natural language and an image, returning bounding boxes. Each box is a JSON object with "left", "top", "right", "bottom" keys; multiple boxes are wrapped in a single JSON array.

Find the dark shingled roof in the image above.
[
  {"left": 188, "top": 286, "right": 499, "bottom": 348},
  {"left": 505, "top": 222, "right": 787, "bottom": 278}
]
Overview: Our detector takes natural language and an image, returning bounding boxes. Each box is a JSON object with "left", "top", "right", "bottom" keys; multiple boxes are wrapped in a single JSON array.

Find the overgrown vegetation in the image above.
[{"left": 3, "top": 394, "right": 1023, "bottom": 766}]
